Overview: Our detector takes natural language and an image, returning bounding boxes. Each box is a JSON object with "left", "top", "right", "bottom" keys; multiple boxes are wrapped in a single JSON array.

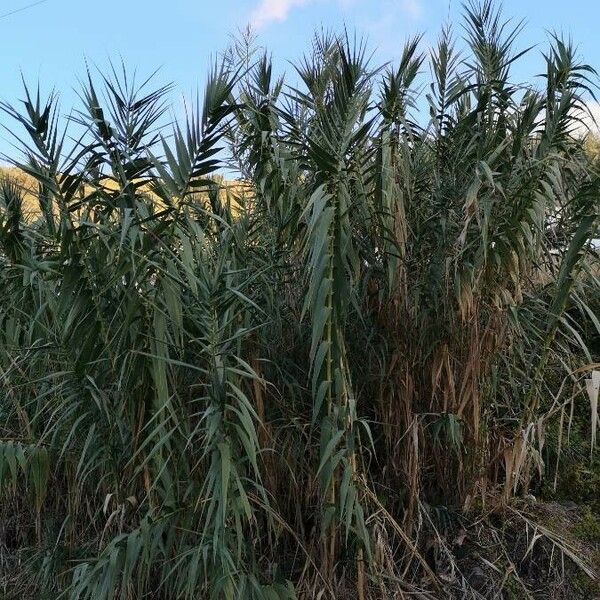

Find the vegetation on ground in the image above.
[{"left": 0, "top": 1, "right": 599, "bottom": 597}]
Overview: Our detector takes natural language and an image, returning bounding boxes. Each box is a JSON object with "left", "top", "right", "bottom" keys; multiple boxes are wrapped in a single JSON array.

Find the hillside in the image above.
[{"left": 0, "top": 166, "right": 248, "bottom": 218}]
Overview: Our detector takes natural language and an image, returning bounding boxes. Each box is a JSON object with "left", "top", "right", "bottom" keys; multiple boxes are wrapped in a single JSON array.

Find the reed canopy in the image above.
[{"left": 1, "top": 2, "right": 599, "bottom": 598}]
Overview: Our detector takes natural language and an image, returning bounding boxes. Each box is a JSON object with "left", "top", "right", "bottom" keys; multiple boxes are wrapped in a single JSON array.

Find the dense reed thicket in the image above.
[{"left": 1, "top": 2, "right": 599, "bottom": 598}]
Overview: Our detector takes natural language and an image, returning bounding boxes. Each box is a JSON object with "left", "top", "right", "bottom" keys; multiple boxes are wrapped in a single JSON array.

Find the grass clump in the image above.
[{"left": 0, "top": 1, "right": 599, "bottom": 598}]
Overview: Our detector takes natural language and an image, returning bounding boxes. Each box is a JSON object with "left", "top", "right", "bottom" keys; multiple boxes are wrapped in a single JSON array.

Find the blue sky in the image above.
[{"left": 1, "top": 0, "right": 599, "bottom": 156}]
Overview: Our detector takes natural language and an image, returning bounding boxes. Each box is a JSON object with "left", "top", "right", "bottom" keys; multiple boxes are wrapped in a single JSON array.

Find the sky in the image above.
[{"left": 1, "top": 0, "right": 600, "bottom": 157}]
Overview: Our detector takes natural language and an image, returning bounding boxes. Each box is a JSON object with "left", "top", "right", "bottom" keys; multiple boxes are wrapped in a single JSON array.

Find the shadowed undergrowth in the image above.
[{"left": 0, "top": 2, "right": 599, "bottom": 598}]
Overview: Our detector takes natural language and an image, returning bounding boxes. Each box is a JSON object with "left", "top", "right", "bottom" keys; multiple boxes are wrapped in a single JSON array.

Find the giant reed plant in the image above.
[{"left": 1, "top": 2, "right": 599, "bottom": 598}]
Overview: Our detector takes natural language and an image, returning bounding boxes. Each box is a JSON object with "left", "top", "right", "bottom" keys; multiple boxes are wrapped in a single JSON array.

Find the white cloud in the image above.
[
  {"left": 576, "top": 100, "right": 600, "bottom": 136},
  {"left": 401, "top": 0, "right": 422, "bottom": 20},
  {"left": 251, "top": 0, "right": 313, "bottom": 29},
  {"left": 249, "top": 0, "right": 422, "bottom": 31}
]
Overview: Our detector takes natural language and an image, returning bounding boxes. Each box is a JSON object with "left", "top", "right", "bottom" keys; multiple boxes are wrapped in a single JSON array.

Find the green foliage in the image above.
[
  {"left": 573, "top": 505, "right": 600, "bottom": 542},
  {"left": 0, "top": 3, "right": 599, "bottom": 598}
]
